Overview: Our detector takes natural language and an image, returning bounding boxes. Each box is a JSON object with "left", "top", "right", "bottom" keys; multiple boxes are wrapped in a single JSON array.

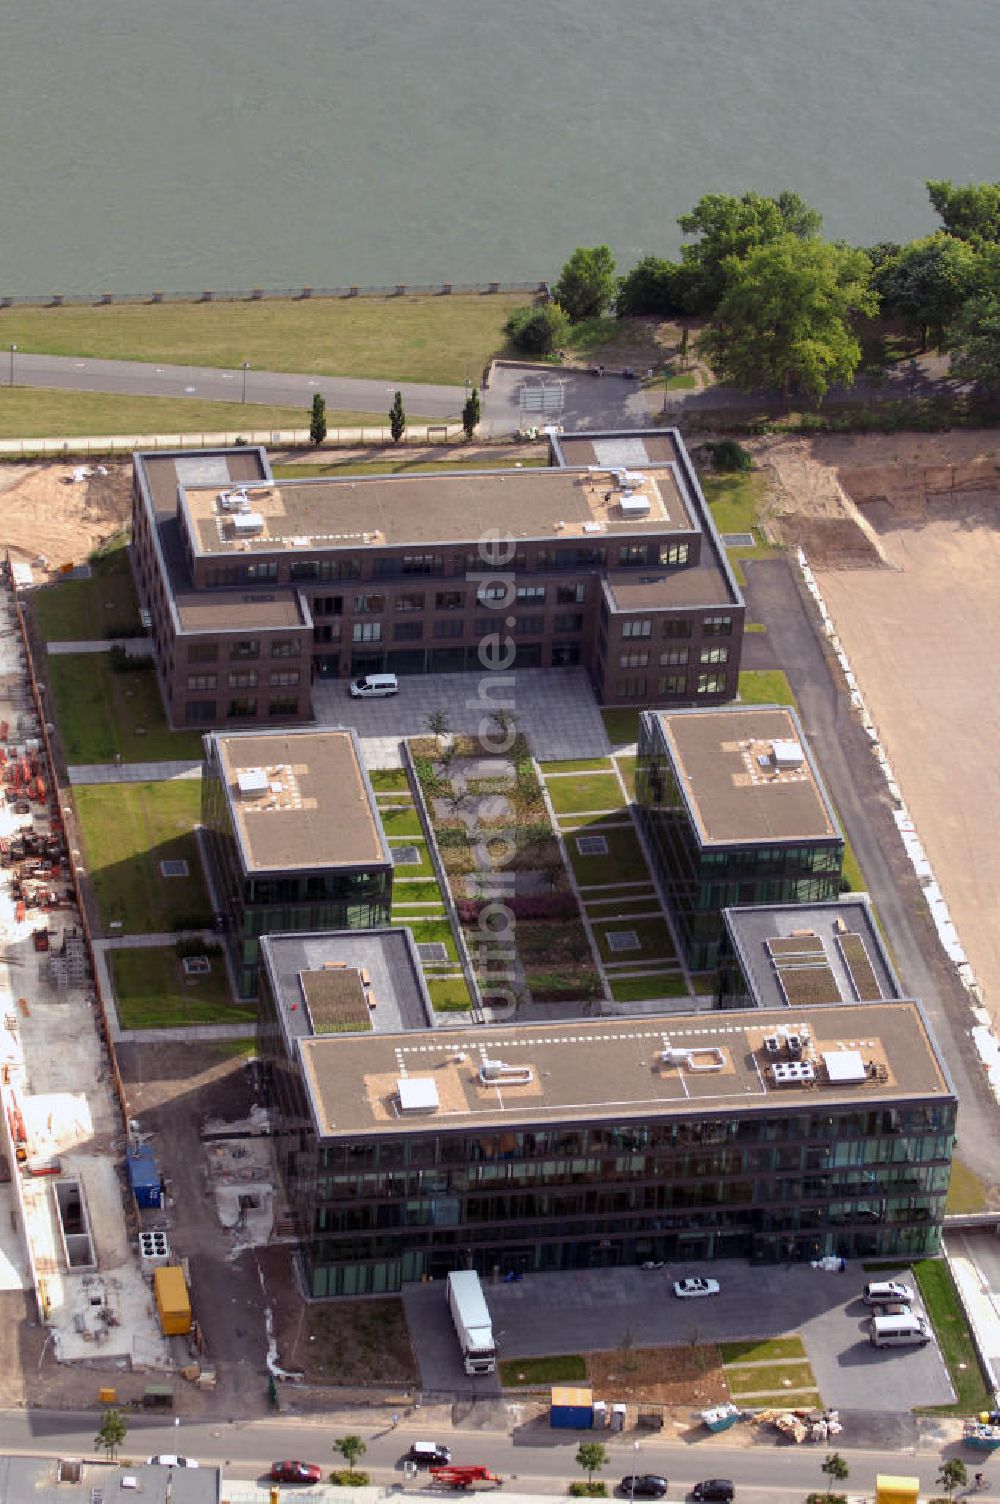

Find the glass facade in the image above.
[
  {"left": 260, "top": 1016, "right": 953, "bottom": 1297},
  {"left": 635, "top": 715, "right": 844, "bottom": 972},
  {"left": 201, "top": 756, "right": 391, "bottom": 996}
]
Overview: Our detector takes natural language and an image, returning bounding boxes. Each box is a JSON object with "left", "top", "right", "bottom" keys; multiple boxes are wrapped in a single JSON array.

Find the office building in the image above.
[{"left": 718, "top": 896, "right": 901, "bottom": 1009}]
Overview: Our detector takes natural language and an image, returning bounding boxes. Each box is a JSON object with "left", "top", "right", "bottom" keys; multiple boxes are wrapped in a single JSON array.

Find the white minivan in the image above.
[
  {"left": 350, "top": 673, "right": 399, "bottom": 698},
  {"left": 869, "top": 1312, "right": 931, "bottom": 1347}
]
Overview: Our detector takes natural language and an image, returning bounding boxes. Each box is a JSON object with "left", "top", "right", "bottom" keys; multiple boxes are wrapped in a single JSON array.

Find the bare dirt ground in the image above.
[
  {"left": 754, "top": 430, "right": 1000, "bottom": 1028},
  {"left": 0, "top": 462, "right": 131, "bottom": 577},
  {"left": 585, "top": 1343, "right": 727, "bottom": 1407}
]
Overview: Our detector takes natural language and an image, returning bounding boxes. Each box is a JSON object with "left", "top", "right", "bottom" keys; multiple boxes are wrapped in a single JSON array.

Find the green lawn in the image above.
[
  {"left": 0, "top": 387, "right": 312, "bottom": 440},
  {"left": 540, "top": 758, "right": 614, "bottom": 774},
  {"left": 47, "top": 655, "right": 203, "bottom": 763},
  {"left": 727, "top": 1361, "right": 817, "bottom": 1395},
  {"left": 719, "top": 1337, "right": 806, "bottom": 1363},
  {"left": 592, "top": 917, "right": 676, "bottom": 963},
  {"left": 395, "top": 918, "right": 458, "bottom": 961},
  {"left": 615, "top": 755, "right": 636, "bottom": 800},
  {"left": 74, "top": 780, "right": 213, "bottom": 933},
  {"left": 390, "top": 879, "right": 443, "bottom": 903},
  {"left": 369, "top": 770, "right": 412, "bottom": 792},
  {"left": 272, "top": 453, "right": 547, "bottom": 479},
  {"left": 379, "top": 807, "right": 424, "bottom": 837},
  {"left": 737, "top": 669, "right": 797, "bottom": 708},
  {"left": 427, "top": 976, "right": 473, "bottom": 1011},
  {"left": 546, "top": 773, "right": 625, "bottom": 816},
  {"left": 601, "top": 708, "right": 640, "bottom": 747},
  {"left": 29, "top": 544, "right": 142, "bottom": 641},
  {"left": 914, "top": 1258, "right": 992, "bottom": 1413},
  {"left": 388, "top": 838, "right": 434, "bottom": 878},
  {"left": 946, "top": 1159, "right": 988, "bottom": 1215},
  {"left": 699, "top": 471, "right": 765, "bottom": 535},
  {"left": 609, "top": 975, "right": 689, "bottom": 1002},
  {"left": 499, "top": 1354, "right": 586, "bottom": 1387},
  {"left": 110, "top": 946, "right": 255, "bottom": 1029},
  {"left": 0, "top": 293, "right": 529, "bottom": 387},
  {"left": 568, "top": 823, "right": 648, "bottom": 886}
]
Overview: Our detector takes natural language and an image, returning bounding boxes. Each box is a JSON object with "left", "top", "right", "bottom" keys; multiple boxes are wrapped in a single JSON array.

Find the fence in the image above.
[
  {"left": 0, "top": 423, "right": 465, "bottom": 460},
  {"left": 0, "top": 281, "right": 548, "bottom": 310}
]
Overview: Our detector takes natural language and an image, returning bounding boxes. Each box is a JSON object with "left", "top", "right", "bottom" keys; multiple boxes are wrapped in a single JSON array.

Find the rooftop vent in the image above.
[
  {"left": 397, "top": 1077, "right": 440, "bottom": 1115},
  {"left": 771, "top": 739, "right": 805, "bottom": 770},
  {"left": 479, "top": 1059, "right": 534, "bottom": 1086},
  {"left": 237, "top": 768, "right": 268, "bottom": 798},
  {"left": 217, "top": 488, "right": 251, "bottom": 512},
  {"left": 617, "top": 469, "right": 648, "bottom": 488},
  {"left": 232, "top": 511, "right": 265, "bottom": 536}
]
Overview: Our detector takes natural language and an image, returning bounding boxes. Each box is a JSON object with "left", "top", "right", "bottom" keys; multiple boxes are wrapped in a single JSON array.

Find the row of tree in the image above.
[
  {"left": 308, "top": 385, "right": 481, "bottom": 444},
  {"left": 515, "top": 180, "right": 1000, "bottom": 404}
]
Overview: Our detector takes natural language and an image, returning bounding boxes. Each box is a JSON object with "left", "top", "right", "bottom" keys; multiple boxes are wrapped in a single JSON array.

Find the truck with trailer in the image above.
[{"left": 446, "top": 1270, "right": 496, "bottom": 1376}]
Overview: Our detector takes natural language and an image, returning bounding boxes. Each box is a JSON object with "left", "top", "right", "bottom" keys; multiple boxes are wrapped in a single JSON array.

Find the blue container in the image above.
[
  {"left": 126, "top": 1145, "right": 162, "bottom": 1209},
  {"left": 550, "top": 1387, "right": 595, "bottom": 1429}
]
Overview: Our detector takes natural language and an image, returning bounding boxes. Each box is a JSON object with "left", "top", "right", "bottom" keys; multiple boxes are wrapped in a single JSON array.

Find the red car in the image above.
[{"left": 270, "top": 1461, "right": 323, "bottom": 1485}]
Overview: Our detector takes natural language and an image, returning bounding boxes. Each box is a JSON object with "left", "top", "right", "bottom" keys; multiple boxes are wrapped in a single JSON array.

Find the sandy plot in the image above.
[
  {"left": 817, "top": 513, "right": 1000, "bottom": 1021},
  {"left": 0, "top": 463, "right": 130, "bottom": 577}
]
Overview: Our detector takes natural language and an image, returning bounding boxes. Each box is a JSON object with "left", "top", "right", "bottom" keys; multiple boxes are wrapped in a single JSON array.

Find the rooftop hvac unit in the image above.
[
  {"left": 618, "top": 470, "right": 648, "bottom": 488},
  {"left": 771, "top": 739, "right": 805, "bottom": 770},
  {"left": 619, "top": 493, "right": 651, "bottom": 517},
  {"left": 217, "top": 488, "right": 250, "bottom": 513},
  {"left": 397, "top": 1078, "right": 440, "bottom": 1115},
  {"left": 232, "top": 511, "right": 265, "bottom": 535},
  {"left": 237, "top": 768, "right": 268, "bottom": 798},
  {"left": 478, "top": 1059, "right": 534, "bottom": 1086}
]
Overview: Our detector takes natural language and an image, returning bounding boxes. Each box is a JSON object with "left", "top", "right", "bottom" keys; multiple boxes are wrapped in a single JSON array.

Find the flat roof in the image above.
[
  {"left": 722, "top": 899, "right": 901, "bottom": 1009},
  {"left": 651, "top": 705, "right": 841, "bottom": 847},
  {"left": 605, "top": 562, "right": 737, "bottom": 610},
  {"left": 207, "top": 728, "right": 389, "bottom": 873},
  {"left": 0, "top": 1457, "right": 219, "bottom": 1504},
  {"left": 296, "top": 1001, "right": 951, "bottom": 1140},
  {"left": 261, "top": 928, "right": 433, "bottom": 1045},
  {"left": 175, "top": 590, "right": 306, "bottom": 631},
  {"left": 178, "top": 464, "right": 697, "bottom": 557},
  {"left": 138, "top": 448, "right": 269, "bottom": 522}
]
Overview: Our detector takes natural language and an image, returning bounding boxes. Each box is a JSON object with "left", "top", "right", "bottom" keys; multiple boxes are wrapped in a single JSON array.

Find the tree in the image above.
[
  {"left": 698, "top": 235, "right": 876, "bottom": 404},
  {"left": 935, "top": 1458, "right": 968, "bottom": 1499},
  {"left": 820, "top": 1451, "right": 849, "bottom": 1502},
  {"left": 615, "top": 255, "right": 686, "bottom": 317},
  {"left": 575, "top": 1442, "right": 608, "bottom": 1483},
  {"left": 335, "top": 1435, "right": 367, "bottom": 1470},
  {"left": 462, "top": 385, "right": 481, "bottom": 439},
  {"left": 505, "top": 303, "right": 569, "bottom": 355},
  {"left": 874, "top": 233, "right": 982, "bottom": 350},
  {"left": 309, "top": 392, "right": 327, "bottom": 446},
  {"left": 947, "top": 289, "right": 1000, "bottom": 390},
  {"left": 425, "top": 709, "right": 450, "bottom": 743},
  {"left": 677, "top": 189, "right": 822, "bottom": 314},
  {"left": 928, "top": 179, "right": 1000, "bottom": 245},
  {"left": 95, "top": 1407, "right": 127, "bottom": 1461},
  {"left": 389, "top": 390, "right": 406, "bottom": 444},
  {"left": 553, "top": 245, "right": 618, "bottom": 323}
]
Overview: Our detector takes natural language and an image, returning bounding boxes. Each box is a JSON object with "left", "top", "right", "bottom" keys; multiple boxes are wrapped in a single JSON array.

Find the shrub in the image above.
[
  {"left": 457, "top": 894, "right": 579, "bottom": 925},
  {"left": 329, "top": 1471, "right": 370, "bottom": 1487},
  {"left": 569, "top": 1485, "right": 608, "bottom": 1498},
  {"left": 615, "top": 255, "right": 686, "bottom": 317},
  {"left": 708, "top": 438, "right": 753, "bottom": 472},
  {"left": 505, "top": 303, "right": 570, "bottom": 356}
]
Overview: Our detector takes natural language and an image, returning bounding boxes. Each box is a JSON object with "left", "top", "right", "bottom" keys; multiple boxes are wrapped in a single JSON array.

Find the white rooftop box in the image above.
[
  {"left": 232, "top": 511, "right": 265, "bottom": 535},
  {"left": 771, "top": 739, "right": 805, "bottom": 769},
  {"left": 822, "top": 1049, "right": 868, "bottom": 1084},
  {"left": 619, "top": 493, "right": 651, "bottom": 516},
  {"left": 398, "top": 1077, "right": 440, "bottom": 1114},
  {"left": 237, "top": 768, "right": 269, "bottom": 798}
]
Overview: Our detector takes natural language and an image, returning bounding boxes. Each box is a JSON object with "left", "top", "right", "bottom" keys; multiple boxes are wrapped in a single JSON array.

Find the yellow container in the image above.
[
  {"left": 153, "top": 1265, "right": 192, "bottom": 1337},
  {"left": 98, "top": 1387, "right": 117, "bottom": 1404},
  {"left": 875, "top": 1477, "right": 920, "bottom": 1504}
]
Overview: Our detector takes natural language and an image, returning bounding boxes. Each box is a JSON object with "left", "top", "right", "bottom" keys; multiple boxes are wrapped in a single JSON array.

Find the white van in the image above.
[
  {"left": 350, "top": 673, "right": 398, "bottom": 698},
  {"left": 863, "top": 1279, "right": 915, "bottom": 1307},
  {"left": 869, "top": 1313, "right": 931, "bottom": 1348}
]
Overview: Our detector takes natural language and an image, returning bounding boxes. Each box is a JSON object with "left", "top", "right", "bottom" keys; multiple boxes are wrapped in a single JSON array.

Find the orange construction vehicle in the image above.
[{"left": 430, "top": 1467, "right": 504, "bottom": 1491}]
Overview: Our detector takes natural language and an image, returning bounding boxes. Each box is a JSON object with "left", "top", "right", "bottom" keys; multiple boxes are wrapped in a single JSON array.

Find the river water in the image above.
[{"left": 1, "top": 0, "right": 998, "bottom": 296}]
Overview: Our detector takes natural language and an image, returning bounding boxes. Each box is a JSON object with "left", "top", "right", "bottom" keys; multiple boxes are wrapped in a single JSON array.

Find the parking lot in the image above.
[{"left": 405, "top": 1262, "right": 954, "bottom": 1412}]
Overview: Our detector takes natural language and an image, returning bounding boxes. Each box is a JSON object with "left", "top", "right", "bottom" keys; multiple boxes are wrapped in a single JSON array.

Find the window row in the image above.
[
  {"left": 619, "top": 647, "right": 729, "bottom": 670},
  {"left": 617, "top": 672, "right": 727, "bottom": 699},
  {"left": 622, "top": 615, "right": 733, "bottom": 640}
]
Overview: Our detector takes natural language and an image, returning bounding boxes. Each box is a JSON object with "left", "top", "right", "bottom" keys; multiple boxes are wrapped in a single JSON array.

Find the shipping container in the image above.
[
  {"left": 126, "top": 1145, "right": 162, "bottom": 1210},
  {"left": 550, "top": 1385, "right": 594, "bottom": 1429},
  {"left": 153, "top": 1265, "right": 191, "bottom": 1336}
]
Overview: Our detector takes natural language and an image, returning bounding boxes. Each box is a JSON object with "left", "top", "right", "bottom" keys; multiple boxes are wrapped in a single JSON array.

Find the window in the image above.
[
  {"left": 619, "top": 650, "right": 648, "bottom": 669},
  {"left": 618, "top": 544, "right": 652, "bottom": 567},
  {"left": 433, "top": 619, "right": 463, "bottom": 639},
  {"left": 697, "top": 672, "right": 726, "bottom": 694},
  {"left": 355, "top": 593, "right": 385, "bottom": 614},
  {"left": 230, "top": 639, "right": 260, "bottom": 660},
  {"left": 515, "top": 614, "right": 545, "bottom": 635},
  {"left": 472, "top": 616, "right": 496, "bottom": 636},
  {"left": 270, "top": 670, "right": 300, "bottom": 687},
  {"left": 660, "top": 646, "right": 688, "bottom": 666},
  {"left": 435, "top": 591, "right": 464, "bottom": 611},
  {"left": 557, "top": 582, "right": 587, "bottom": 604},
  {"left": 553, "top": 612, "right": 583, "bottom": 634},
  {"left": 246, "top": 561, "right": 278, "bottom": 582},
  {"left": 353, "top": 622, "right": 382, "bottom": 643},
  {"left": 187, "top": 643, "right": 218, "bottom": 664},
  {"left": 185, "top": 701, "right": 215, "bottom": 724},
  {"left": 311, "top": 595, "right": 342, "bottom": 616},
  {"left": 269, "top": 697, "right": 298, "bottom": 717},
  {"left": 394, "top": 621, "right": 423, "bottom": 642},
  {"left": 271, "top": 640, "right": 300, "bottom": 658},
  {"left": 314, "top": 623, "right": 339, "bottom": 644},
  {"left": 659, "top": 674, "right": 687, "bottom": 696},
  {"left": 703, "top": 615, "right": 733, "bottom": 637},
  {"left": 659, "top": 542, "right": 690, "bottom": 566},
  {"left": 662, "top": 618, "right": 692, "bottom": 640},
  {"left": 395, "top": 592, "right": 425, "bottom": 613},
  {"left": 290, "top": 560, "right": 319, "bottom": 581},
  {"left": 617, "top": 677, "right": 647, "bottom": 698},
  {"left": 226, "top": 697, "right": 257, "bottom": 719},
  {"left": 402, "top": 553, "right": 442, "bottom": 575},
  {"left": 622, "top": 619, "right": 651, "bottom": 639},
  {"left": 228, "top": 671, "right": 259, "bottom": 689},
  {"left": 700, "top": 645, "right": 729, "bottom": 664},
  {"left": 516, "top": 585, "right": 546, "bottom": 602},
  {"left": 551, "top": 642, "right": 581, "bottom": 667},
  {"left": 186, "top": 674, "right": 216, "bottom": 691},
  {"left": 319, "top": 558, "right": 360, "bottom": 581}
]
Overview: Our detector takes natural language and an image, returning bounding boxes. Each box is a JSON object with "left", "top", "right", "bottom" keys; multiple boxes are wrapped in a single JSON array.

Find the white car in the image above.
[
  {"left": 146, "top": 1455, "right": 199, "bottom": 1468},
  {"left": 673, "top": 1277, "right": 721, "bottom": 1299}
]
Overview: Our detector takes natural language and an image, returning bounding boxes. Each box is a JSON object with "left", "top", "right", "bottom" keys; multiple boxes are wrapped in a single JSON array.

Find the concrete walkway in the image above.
[
  {"left": 67, "top": 758, "right": 202, "bottom": 784},
  {"left": 47, "top": 638, "right": 148, "bottom": 655}
]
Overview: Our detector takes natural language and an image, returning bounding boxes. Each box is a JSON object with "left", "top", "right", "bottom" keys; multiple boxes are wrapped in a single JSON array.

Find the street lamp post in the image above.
[
  {"left": 8, "top": 344, "right": 16, "bottom": 388},
  {"left": 630, "top": 1441, "right": 639, "bottom": 1504},
  {"left": 241, "top": 361, "right": 249, "bottom": 403}
]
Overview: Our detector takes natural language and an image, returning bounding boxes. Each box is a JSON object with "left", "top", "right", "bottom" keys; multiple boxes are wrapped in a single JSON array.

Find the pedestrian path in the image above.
[
  {"left": 47, "top": 638, "right": 144, "bottom": 655},
  {"left": 68, "top": 759, "right": 201, "bottom": 784}
]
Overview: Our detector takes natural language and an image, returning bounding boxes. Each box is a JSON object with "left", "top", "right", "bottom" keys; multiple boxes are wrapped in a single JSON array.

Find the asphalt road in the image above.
[
  {"left": 7, "top": 352, "right": 466, "bottom": 422},
  {"left": 0, "top": 1408, "right": 988, "bottom": 1499}
]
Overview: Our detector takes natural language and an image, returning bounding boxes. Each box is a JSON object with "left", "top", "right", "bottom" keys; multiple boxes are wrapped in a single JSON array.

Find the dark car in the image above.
[
  {"left": 408, "top": 1442, "right": 452, "bottom": 1467},
  {"left": 620, "top": 1476, "right": 668, "bottom": 1498},
  {"left": 269, "top": 1461, "right": 323, "bottom": 1485},
  {"left": 692, "top": 1482, "right": 735, "bottom": 1503}
]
